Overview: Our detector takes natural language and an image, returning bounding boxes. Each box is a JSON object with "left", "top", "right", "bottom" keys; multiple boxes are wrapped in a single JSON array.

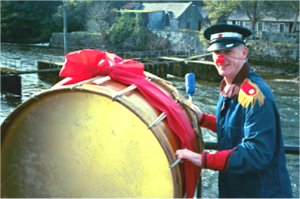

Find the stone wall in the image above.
[
  {"left": 49, "top": 32, "right": 104, "bottom": 50},
  {"left": 261, "top": 32, "right": 299, "bottom": 43},
  {"left": 151, "top": 29, "right": 205, "bottom": 54},
  {"left": 49, "top": 30, "right": 204, "bottom": 55},
  {"left": 247, "top": 40, "right": 299, "bottom": 62}
]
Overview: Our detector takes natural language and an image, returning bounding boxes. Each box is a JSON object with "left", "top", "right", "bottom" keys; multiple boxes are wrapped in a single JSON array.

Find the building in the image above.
[
  {"left": 120, "top": 2, "right": 203, "bottom": 31},
  {"left": 228, "top": 9, "right": 300, "bottom": 34}
]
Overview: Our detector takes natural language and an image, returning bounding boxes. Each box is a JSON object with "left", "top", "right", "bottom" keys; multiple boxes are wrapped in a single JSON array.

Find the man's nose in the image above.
[{"left": 216, "top": 54, "right": 225, "bottom": 64}]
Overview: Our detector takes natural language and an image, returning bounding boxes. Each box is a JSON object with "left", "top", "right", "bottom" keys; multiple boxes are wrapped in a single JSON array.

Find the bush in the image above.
[{"left": 106, "top": 13, "right": 135, "bottom": 48}]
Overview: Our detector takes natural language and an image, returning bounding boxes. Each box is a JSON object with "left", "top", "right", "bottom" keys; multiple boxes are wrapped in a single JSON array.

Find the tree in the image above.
[
  {"left": 203, "top": 0, "right": 239, "bottom": 24},
  {"left": 132, "top": 13, "right": 147, "bottom": 50},
  {"left": 238, "top": 1, "right": 267, "bottom": 37},
  {"left": 84, "top": 1, "right": 127, "bottom": 33},
  {"left": 106, "top": 11, "right": 153, "bottom": 50},
  {"left": 287, "top": 1, "right": 299, "bottom": 32},
  {"left": 203, "top": 0, "right": 264, "bottom": 32},
  {"left": 203, "top": 0, "right": 300, "bottom": 35},
  {"left": 85, "top": 1, "right": 111, "bottom": 33},
  {"left": 52, "top": 1, "right": 128, "bottom": 33},
  {"left": 106, "top": 13, "right": 135, "bottom": 48},
  {"left": 52, "top": 0, "right": 88, "bottom": 33},
  {"left": 1, "top": 1, "right": 61, "bottom": 43}
]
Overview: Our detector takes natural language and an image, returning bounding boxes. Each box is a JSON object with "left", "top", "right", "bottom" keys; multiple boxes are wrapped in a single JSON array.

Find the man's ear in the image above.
[{"left": 242, "top": 46, "right": 248, "bottom": 59}]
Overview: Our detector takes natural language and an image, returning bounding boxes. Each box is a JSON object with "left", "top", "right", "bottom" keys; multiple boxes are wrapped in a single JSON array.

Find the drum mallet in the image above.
[{"left": 185, "top": 73, "right": 196, "bottom": 102}]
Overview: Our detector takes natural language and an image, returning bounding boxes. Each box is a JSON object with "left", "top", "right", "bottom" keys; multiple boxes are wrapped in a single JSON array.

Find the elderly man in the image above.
[{"left": 176, "top": 24, "right": 292, "bottom": 198}]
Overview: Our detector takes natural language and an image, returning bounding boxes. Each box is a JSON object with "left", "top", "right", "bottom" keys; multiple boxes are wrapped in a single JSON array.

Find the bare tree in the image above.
[{"left": 85, "top": 1, "right": 110, "bottom": 33}]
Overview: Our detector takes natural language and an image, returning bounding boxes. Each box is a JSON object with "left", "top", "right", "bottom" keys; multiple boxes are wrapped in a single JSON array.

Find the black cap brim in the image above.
[{"left": 207, "top": 40, "right": 244, "bottom": 52}]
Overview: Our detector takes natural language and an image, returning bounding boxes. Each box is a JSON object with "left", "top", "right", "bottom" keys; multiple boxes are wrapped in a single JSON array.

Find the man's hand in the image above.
[
  {"left": 190, "top": 104, "right": 206, "bottom": 126},
  {"left": 176, "top": 148, "right": 202, "bottom": 167}
]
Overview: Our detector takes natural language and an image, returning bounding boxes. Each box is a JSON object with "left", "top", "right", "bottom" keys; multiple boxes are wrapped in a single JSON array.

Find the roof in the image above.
[
  {"left": 121, "top": 2, "right": 194, "bottom": 18},
  {"left": 228, "top": 10, "right": 249, "bottom": 21},
  {"left": 142, "top": 2, "right": 192, "bottom": 18},
  {"left": 197, "top": 6, "right": 208, "bottom": 19},
  {"left": 121, "top": 3, "right": 143, "bottom": 10}
]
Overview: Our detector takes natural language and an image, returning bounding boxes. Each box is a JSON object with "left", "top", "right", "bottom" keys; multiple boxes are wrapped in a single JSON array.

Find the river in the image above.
[{"left": 1, "top": 43, "right": 299, "bottom": 198}]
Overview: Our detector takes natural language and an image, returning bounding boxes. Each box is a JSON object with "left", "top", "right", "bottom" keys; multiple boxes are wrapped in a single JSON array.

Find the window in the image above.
[
  {"left": 244, "top": 22, "right": 251, "bottom": 29},
  {"left": 165, "top": 13, "right": 170, "bottom": 27},
  {"left": 270, "top": 23, "right": 278, "bottom": 32},
  {"left": 236, "top": 21, "right": 244, "bottom": 26},
  {"left": 186, "top": 22, "right": 190, "bottom": 29},
  {"left": 279, "top": 23, "right": 285, "bottom": 33},
  {"left": 257, "top": 22, "right": 263, "bottom": 31}
]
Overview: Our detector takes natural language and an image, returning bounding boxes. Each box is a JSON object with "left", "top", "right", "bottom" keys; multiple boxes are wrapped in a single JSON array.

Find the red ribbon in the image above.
[{"left": 54, "top": 49, "right": 200, "bottom": 197}]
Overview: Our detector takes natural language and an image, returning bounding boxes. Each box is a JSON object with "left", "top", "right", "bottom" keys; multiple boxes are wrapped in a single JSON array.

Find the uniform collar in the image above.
[{"left": 220, "top": 63, "right": 250, "bottom": 99}]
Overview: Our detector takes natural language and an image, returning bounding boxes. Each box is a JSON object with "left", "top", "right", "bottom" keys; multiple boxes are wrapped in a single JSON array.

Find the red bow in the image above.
[
  {"left": 54, "top": 49, "right": 200, "bottom": 198},
  {"left": 54, "top": 49, "right": 144, "bottom": 86}
]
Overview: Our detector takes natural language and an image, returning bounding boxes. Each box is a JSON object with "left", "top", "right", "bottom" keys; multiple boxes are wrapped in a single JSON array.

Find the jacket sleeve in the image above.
[
  {"left": 202, "top": 99, "right": 278, "bottom": 173},
  {"left": 201, "top": 114, "right": 217, "bottom": 132}
]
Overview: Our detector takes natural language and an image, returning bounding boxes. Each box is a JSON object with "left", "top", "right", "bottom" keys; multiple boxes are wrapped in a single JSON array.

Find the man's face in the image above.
[{"left": 212, "top": 45, "right": 248, "bottom": 82}]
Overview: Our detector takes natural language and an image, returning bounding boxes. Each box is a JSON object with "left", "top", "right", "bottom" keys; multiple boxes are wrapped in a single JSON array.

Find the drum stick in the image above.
[
  {"left": 170, "top": 158, "right": 182, "bottom": 168},
  {"left": 170, "top": 147, "right": 187, "bottom": 168}
]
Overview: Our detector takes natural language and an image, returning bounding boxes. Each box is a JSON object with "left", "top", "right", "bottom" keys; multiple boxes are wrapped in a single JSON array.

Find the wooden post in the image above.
[
  {"left": 1, "top": 68, "right": 21, "bottom": 96},
  {"left": 63, "top": 0, "right": 68, "bottom": 55}
]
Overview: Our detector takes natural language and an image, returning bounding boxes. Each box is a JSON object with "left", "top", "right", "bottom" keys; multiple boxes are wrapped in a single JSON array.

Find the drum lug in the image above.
[
  {"left": 92, "top": 76, "right": 111, "bottom": 84},
  {"left": 70, "top": 76, "right": 110, "bottom": 90},
  {"left": 148, "top": 112, "right": 167, "bottom": 128},
  {"left": 112, "top": 84, "right": 137, "bottom": 100}
]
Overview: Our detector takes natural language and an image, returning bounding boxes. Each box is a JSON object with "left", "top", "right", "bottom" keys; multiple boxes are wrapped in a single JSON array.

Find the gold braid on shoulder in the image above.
[{"left": 238, "top": 79, "right": 265, "bottom": 108}]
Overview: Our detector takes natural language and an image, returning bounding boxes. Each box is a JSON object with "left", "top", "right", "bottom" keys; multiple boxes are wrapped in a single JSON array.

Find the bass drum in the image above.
[{"left": 1, "top": 72, "right": 203, "bottom": 198}]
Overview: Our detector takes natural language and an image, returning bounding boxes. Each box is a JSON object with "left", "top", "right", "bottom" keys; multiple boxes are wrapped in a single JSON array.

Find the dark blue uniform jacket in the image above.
[{"left": 210, "top": 64, "right": 292, "bottom": 198}]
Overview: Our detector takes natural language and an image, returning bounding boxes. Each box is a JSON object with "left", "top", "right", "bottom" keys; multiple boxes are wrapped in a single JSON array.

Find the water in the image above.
[{"left": 1, "top": 43, "right": 299, "bottom": 198}]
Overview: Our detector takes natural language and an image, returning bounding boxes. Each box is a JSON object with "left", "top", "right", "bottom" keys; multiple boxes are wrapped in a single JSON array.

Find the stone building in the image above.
[{"left": 120, "top": 2, "right": 204, "bottom": 31}]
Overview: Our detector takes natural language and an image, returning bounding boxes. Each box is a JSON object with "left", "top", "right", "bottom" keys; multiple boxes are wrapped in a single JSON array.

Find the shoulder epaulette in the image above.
[{"left": 238, "top": 79, "right": 265, "bottom": 108}]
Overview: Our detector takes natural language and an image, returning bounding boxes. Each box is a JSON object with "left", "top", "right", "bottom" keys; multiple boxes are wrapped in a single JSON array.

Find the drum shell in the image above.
[{"left": 1, "top": 75, "right": 203, "bottom": 197}]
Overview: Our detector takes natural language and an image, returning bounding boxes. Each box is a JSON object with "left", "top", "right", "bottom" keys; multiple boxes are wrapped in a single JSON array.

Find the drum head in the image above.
[{"left": 1, "top": 89, "right": 176, "bottom": 197}]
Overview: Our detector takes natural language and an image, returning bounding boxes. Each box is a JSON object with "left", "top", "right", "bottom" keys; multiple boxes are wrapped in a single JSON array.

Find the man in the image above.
[{"left": 176, "top": 24, "right": 293, "bottom": 198}]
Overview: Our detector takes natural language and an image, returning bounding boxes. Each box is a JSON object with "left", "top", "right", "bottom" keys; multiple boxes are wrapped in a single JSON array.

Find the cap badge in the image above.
[{"left": 211, "top": 32, "right": 243, "bottom": 40}]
